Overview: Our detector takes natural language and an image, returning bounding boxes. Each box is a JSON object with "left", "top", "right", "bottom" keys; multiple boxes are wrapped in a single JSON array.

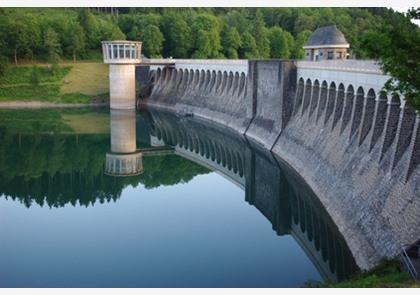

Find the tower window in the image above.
[{"left": 327, "top": 51, "right": 333, "bottom": 60}]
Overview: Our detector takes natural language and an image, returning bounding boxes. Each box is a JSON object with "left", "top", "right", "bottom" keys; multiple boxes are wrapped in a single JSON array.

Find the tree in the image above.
[
  {"left": 118, "top": 13, "right": 165, "bottom": 57},
  {"left": 161, "top": 13, "right": 191, "bottom": 58},
  {"left": 191, "top": 14, "right": 222, "bottom": 58},
  {"left": 140, "top": 25, "right": 164, "bottom": 57},
  {"left": 261, "top": 8, "right": 295, "bottom": 31},
  {"left": 67, "top": 23, "right": 85, "bottom": 62},
  {"left": 221, "top": 26, "right": 242, "bottom": 59},
  {"left": 293, "top": 12, "right": 318, "bottom": 35},
  {"left": 96, "top": 18, "right": 125, "bottom": 42},
  {"left": 43, "top": 28, "right": 61, "bottom": 63},
  {"left": 239, "top": 32, "right": 258, "bottom": 59},
  {"left": 362, "top": 8, "right": 420, "bottom": 111},
  {"left": 78, "top": 9, "right": 98, "bottom": 49},
  {"left": 223, "top": 9, "right": 252, "bottom": 35},
  {"left": 253, "top": 10, "right": 270, "bottom": 58},
  {"left": 1, "top": 16, "right": 39, "bottom": 65},
  {"left": 268, "top": 26, "right": 293, "bottom": 58},
  {"left": 292, "top": 29, "right": 312, "bottom": 59}
]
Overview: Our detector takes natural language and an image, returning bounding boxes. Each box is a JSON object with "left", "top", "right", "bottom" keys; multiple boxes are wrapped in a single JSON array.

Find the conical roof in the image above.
[{"left": 304, "top": 25, "right": 349, "bottom": 47}]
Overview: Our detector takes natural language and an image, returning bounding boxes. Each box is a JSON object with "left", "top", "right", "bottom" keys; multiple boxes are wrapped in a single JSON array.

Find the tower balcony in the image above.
[{"left": 102, "top": 41, "right": 142, "bottom": 64}]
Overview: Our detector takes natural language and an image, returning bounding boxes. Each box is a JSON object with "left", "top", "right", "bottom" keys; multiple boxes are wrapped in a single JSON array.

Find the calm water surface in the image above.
[{"left": 0, "top": 108, "right": 358, "bottom": 287}]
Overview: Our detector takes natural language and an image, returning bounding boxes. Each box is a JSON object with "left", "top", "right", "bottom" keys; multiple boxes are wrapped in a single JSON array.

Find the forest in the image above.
[{"left": 0, "top": 7, "right": 410, "bottom": 63}]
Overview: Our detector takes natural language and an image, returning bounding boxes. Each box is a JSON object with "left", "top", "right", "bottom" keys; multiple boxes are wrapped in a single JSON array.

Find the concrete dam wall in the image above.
[{"left": 138, "top": 59, "right": 420, "bottom": 270}]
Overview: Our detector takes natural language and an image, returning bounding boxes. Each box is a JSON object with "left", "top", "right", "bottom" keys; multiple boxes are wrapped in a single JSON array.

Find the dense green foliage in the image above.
[
  {"left": 0, "top": 7, "right": 412, "bottom": 62},
  {"left": 362, "top": 8, "right": 420, "bottom": 111},
  {"left": 0, "top": 8, "right": 124, "bottom": 64},
  {"left": 160, "top": 13, "right": 191, "bottom": 58},
  {"left": 221, "top": 26, "right": 242, "bottom": 59},
  {"left": 268, "top": 27, "right": 293, "bottom": 58},
  {"left": 253, "top": 10, "right": 270, "bottom": 58}
]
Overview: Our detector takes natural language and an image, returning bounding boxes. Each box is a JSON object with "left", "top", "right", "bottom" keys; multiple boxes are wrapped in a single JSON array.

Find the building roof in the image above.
[{"left": 303, "top": 25, "right": 349, "bottom": 48}]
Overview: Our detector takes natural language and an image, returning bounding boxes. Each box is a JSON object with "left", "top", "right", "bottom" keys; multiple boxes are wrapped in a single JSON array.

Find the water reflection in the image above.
[
  {"left": 0, "top": 111, "right": 209, "bottom": 208},
  {"left": 105, "top": 110, "right": 143, "bottom": 176},
  {"left": 140, "top": 109, "right": 359, "bottom": 282},
  {"left": 0, "top": 108, "right": 359, "bottom": 283}
]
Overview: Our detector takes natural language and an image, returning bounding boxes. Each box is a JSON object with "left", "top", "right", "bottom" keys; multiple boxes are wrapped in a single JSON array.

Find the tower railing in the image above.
[{"left": 102, "top": 41, "right": 142, "bottom": 64}]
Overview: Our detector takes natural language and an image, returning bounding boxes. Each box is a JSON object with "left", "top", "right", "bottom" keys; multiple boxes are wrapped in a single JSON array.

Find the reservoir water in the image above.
[{"left": 0, "top": 108, "right": 358, "bottom": 287}]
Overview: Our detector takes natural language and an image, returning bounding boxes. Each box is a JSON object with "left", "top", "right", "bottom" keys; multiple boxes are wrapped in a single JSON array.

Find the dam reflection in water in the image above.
[
  {"left": 138, "top": 109, "right": 359, "bottom": 282},
  {"left": 0, "top": 108, "right": 358, "bottom": 287}
]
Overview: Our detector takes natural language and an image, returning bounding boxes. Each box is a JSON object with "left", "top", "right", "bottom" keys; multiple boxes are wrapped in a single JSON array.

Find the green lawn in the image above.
[
  {"left": 309, "top": 259, "right": 420, "bottom": 288},
  {"left": 0, "top": 62, "right": 109, "bottom": 104},
  {"left": 60, "top": 62, "right": 109, "bottom": 96},
  {"left": 0, "top": 65, "right": 71, "bottom": 84}
]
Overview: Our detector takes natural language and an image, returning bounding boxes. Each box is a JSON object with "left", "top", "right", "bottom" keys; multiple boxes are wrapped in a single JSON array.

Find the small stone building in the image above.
[{"left": 303, "top": 25, "right": 350, "bottom": 61}]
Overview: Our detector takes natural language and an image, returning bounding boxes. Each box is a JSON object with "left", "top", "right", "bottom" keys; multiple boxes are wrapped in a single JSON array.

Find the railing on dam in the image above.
[
  {"left": 297, "top": 60, "right": 383, "bottom": 74},
  {"left": 149, "top": 59, "right": 248, "bottom": 74}
]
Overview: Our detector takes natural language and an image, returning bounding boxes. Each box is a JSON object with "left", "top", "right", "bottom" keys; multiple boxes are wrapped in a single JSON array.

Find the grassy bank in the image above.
[
  {"left": 0, "top": 62, "right": 109, "bottom": 104},
  {"left": 309, "top": 259, "right": 420, "bottom": 288}
]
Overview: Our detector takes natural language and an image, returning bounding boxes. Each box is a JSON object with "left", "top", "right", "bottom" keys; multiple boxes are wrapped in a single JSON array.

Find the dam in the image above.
[{"left": 101, "top": 39, "right": 420, "bottom": 272}]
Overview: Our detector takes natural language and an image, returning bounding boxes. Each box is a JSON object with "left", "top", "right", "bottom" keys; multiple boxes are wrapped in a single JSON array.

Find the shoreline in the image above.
[{"left": 0, "top": 101, "right": 109, "bottom": 109}]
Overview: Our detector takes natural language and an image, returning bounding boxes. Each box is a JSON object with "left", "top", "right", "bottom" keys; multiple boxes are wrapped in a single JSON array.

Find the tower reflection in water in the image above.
[{"left": 105, "top": 110, "right": 143, "bottom": 176}]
